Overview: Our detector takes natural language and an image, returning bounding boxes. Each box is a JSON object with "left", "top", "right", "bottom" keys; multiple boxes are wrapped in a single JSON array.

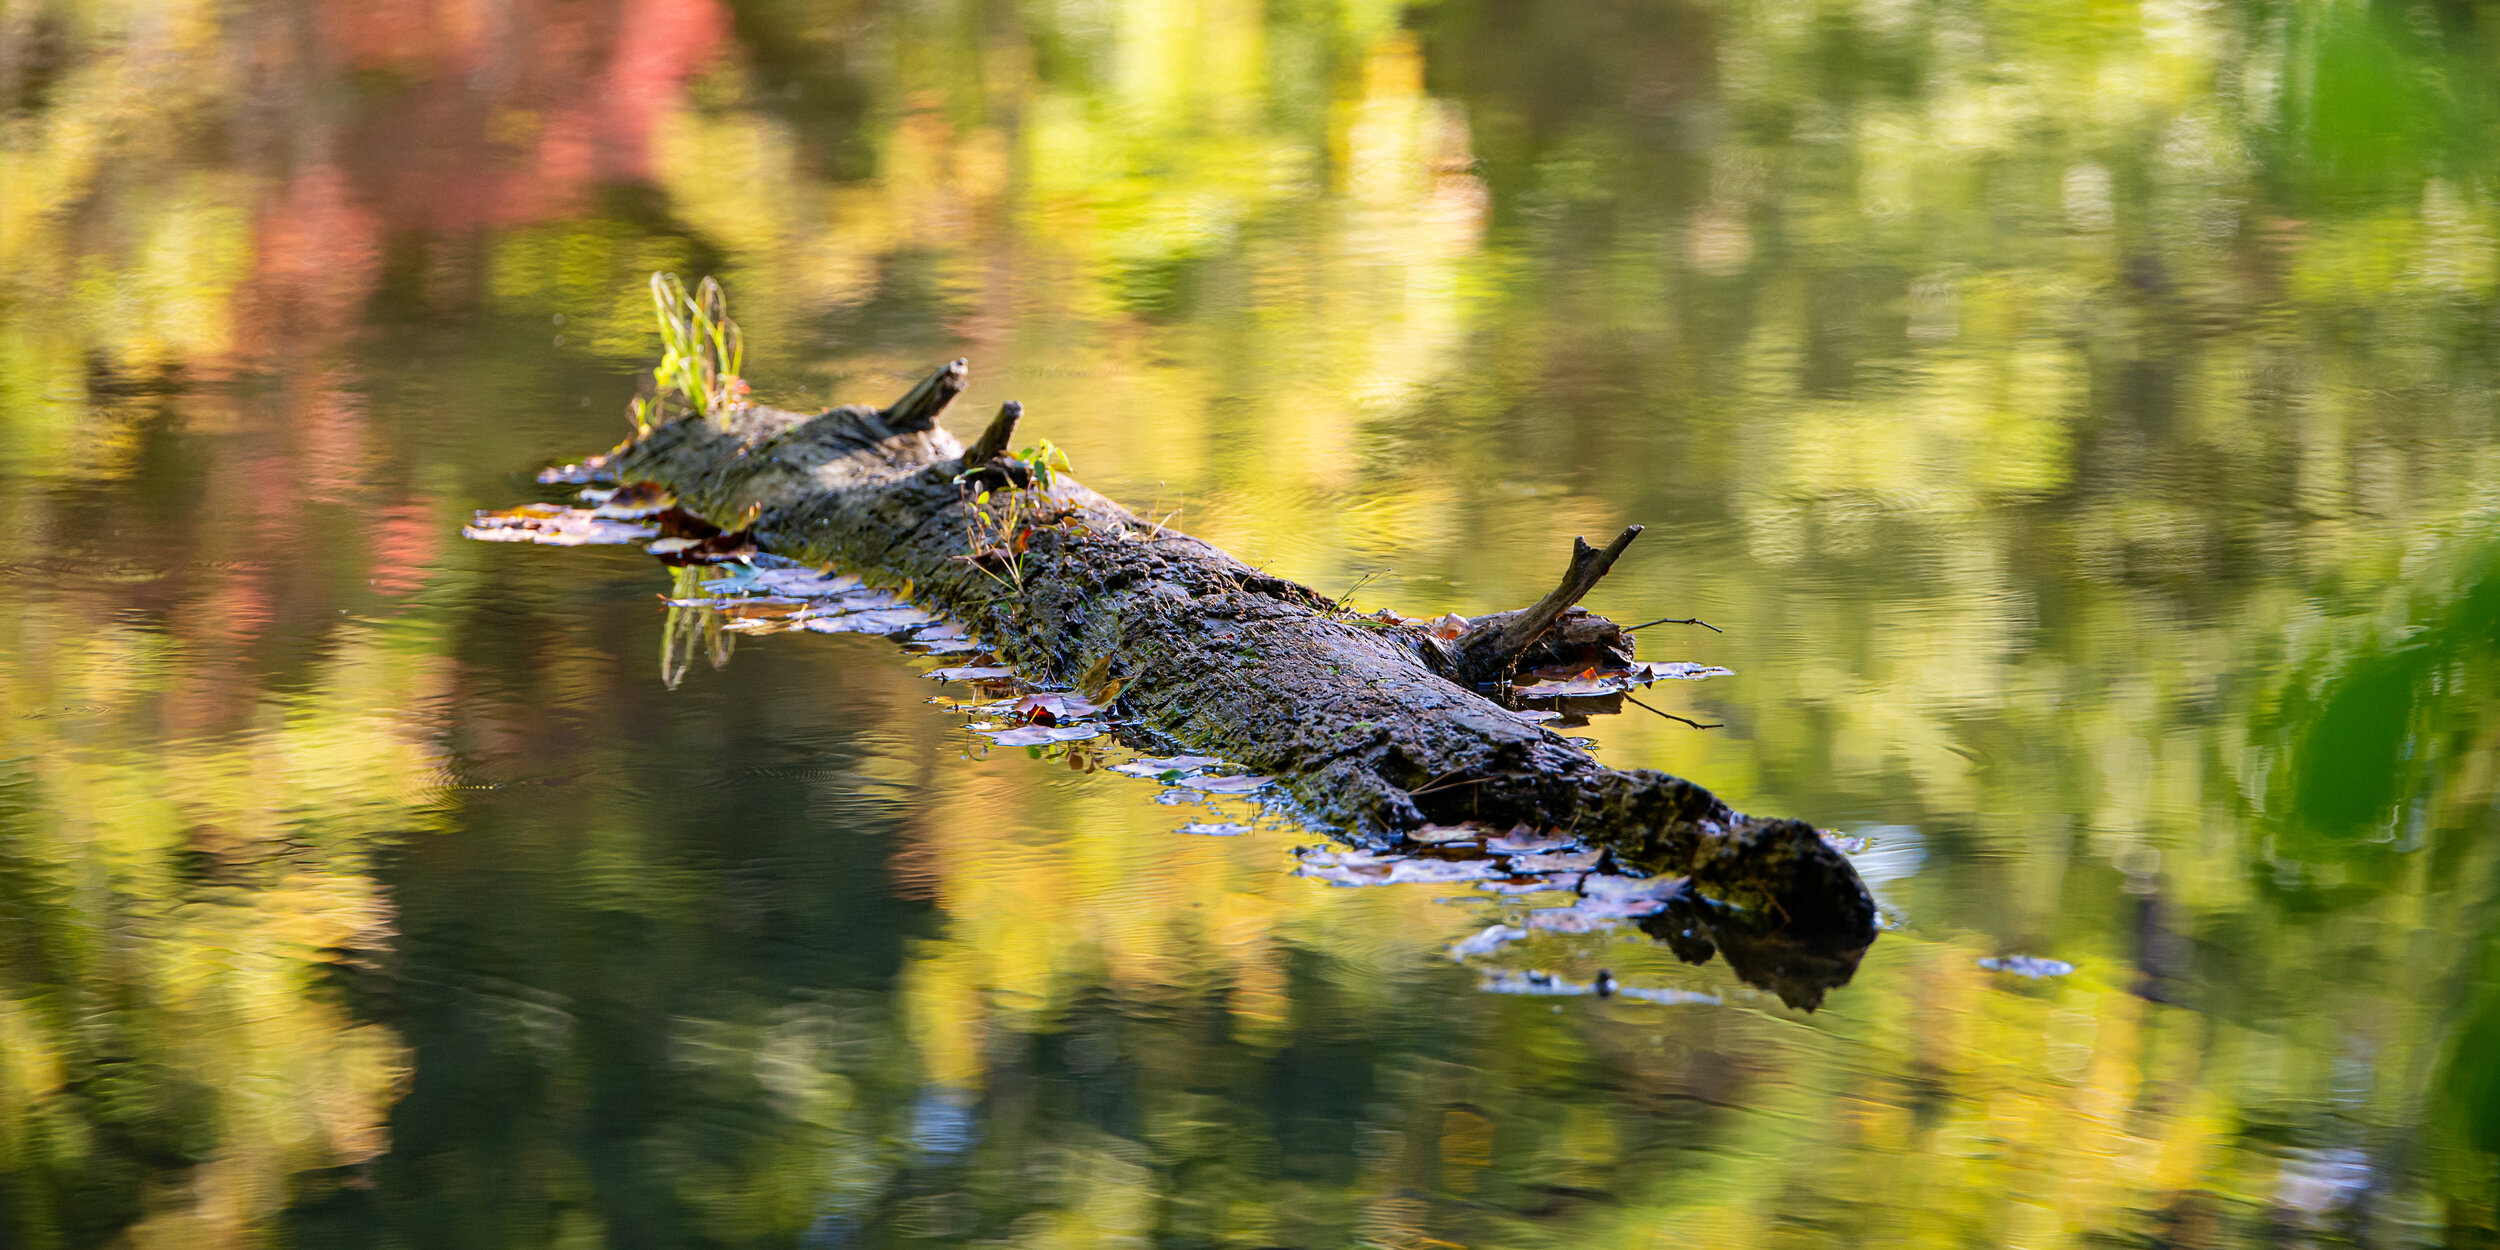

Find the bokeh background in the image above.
[{"left": 5, "top": 0, "right": 2500, "bottom": 1245}]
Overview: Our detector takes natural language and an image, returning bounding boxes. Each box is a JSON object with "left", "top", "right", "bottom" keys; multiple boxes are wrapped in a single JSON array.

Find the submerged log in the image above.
[{"left": 605, "top": 361, "right": 1878, "bottom": 1002}]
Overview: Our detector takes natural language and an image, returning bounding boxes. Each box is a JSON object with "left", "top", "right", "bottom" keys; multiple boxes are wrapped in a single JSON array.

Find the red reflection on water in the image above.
[
  {"left": 239, "top": 0, "right": 727, "bottom": 352},
  {"left": 247, "top": 165, "right": 384, "bottom": 352}
]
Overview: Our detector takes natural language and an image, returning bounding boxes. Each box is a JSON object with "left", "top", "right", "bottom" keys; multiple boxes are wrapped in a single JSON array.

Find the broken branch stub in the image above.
[
  {"left": 956, "top": 402, "right": 1030, "bottom": 492},
  {"left": 604, "top": 360, "right": 1877, "bottom": 1004},
  {"left": 1444, "top": 526, "right": 1645, "bottom": 687}
]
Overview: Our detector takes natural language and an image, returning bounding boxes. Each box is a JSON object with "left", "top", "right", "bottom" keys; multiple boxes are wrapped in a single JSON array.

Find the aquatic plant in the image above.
[{"left": 631, "top": 272, "right": 746, "bottom": 432}]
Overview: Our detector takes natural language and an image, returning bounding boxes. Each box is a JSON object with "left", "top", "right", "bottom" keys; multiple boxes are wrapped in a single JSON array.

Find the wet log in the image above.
[{"left": 604, "top": 362, "right": 1877, "bottom": 989}]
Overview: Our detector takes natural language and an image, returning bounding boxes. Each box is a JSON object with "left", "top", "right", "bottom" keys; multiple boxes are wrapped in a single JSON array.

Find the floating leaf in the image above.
[
  {"left": 1510, "top": 848, "right": 1603, "bottom": 873},
  {"left": 1612, "top": 986, "right": 1723, "bottom": 1006},
  {"left": 1450, "top": 924, "right": 1526, "bottom": 958},
  {"left": 1013, "top": 692, "right": 1103, "bottom": 725},
  {"left": 929, "top": 666, "right": 1015, "bottom": 681},
  {"left": 647, "top": 537, "right": 703, "bottom": 555},
  {"left": 1514, "top": 662, "right": 1734, "bottom": 698},
  {"left": 1978, "top": 955, "right": 2074, "bottom": 979},
  {"left": 1407, "top": 822, "right": 1482, "bottom": 845},
  {"left": 1526, "top": 907, "right": 1620, "bottom": 934},
  {"left": 1477, "top": 873, "right": 1582, "bottom": 895},
  {"left": 1523, "top": 875, "right": 1687, "bottom": 930},
  {"left": 1478, "top": 971, "right": 1588, "bottom": 997},
  {"left": 1176, "top": 821, "right": 1250, "bottom": 837},
  {"left": 1180, "top": 773, "right": 1271, "bottom": 795},
  {"left": 1109, "top": 755, "right": 1225, "bottom": 779},
  {"left": 465, "top": 504, "right": 659, "bottom": 546},
  {"left": 592, "top": 481, "right": 676, "bottom": 519},
  {"left": 1578, "top": 873, "right": 1688, "bottom": 915},
  {"left": 986, "top": 724, "right": 1102, "bottom": 746},
  {"left": 753, "top": 568, "right": 862, "bottom": 597},
  {"left": 1631, "top": 660, "right": 1734, "bottom": 682},
  {"left": 805, "top": 608, "right": 936, "bottom": 635},
  {"left": 716, "top": 598, "right": 807, "bottom": 619},
  {"left": 1486, "top": 828, "right": 1574, "bottom": 854},
  {"left": 1512, "top": 673, "right": 1624, "bottom": 698},
  {"left": 699, "top": 567, "right": 768, "bottom": 594},
  {"left": 1478, "top": 971, "right": 1718, "bottom": 1004},
  {"left": 839, "top": 588, "right": 905, "bottom": 610},
  {"left": 653, "top": 529, "right": 758, "bottom": 563},
  {"left": 1509, "top": 709, "right": 1564, "bottom": 724},
  {"left": 1297, "top": 850, "right": 1503, "bottom": 886}
]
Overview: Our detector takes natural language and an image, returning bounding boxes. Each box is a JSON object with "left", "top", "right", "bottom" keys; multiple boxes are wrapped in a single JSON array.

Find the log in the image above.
[{"left": 601, "top": 361, "right": 1878, "bottom": 1005}]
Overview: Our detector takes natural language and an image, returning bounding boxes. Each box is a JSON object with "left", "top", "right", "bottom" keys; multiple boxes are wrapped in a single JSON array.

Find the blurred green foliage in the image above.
[{"left": 6, "top": 0, "right": 2500, "bottom": 1245}]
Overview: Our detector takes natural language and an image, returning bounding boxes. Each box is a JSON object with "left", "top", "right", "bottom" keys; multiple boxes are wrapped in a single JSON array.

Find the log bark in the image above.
[{"left": 602, "top": 362, "right": 1878, "bottom": 1000}]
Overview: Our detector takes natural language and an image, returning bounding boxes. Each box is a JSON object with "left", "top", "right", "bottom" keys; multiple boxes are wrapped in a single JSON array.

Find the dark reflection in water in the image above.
[{"left": 7, "top": 0, "right": 2500, "bottom": 1245}]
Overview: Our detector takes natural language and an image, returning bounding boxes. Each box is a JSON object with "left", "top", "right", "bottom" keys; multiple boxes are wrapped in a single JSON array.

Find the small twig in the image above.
[
  {"left": 1409, "top": 775, "right": 1501, "bottom": 798},
  {"left": 1331, "top": 570, "right": 1386, "bottom": 619},
  {"left": 1624, "top": 692, "right": 1723, "bottom": 731},
  {"left": 1625, "top": 615, "right": 1723, "bottom": 634}
]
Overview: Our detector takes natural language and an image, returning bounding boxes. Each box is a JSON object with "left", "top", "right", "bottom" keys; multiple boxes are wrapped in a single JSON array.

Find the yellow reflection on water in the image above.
[{"left": 5, "top": 0, "right": 2500, "bottom": 1243}]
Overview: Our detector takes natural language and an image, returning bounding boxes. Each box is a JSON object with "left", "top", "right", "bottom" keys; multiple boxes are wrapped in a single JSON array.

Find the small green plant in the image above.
[
  {"left": 630, "top": 272, "right": 747, "bottom": 433},
  {"left": 959, "top": 484, "right": 1038, "bottom": 595},
  {"left": 1014, "top": 440, "right": 1072, "bottom": 490},
  {"left": 953, "top": 443, "right": 1076, "bottom": 597}
]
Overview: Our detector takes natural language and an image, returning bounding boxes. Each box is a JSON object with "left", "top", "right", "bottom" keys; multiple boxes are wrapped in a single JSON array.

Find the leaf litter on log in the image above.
[
  {"left": 1108, "top": 755, "right": 1227, "bottom": 780},
  {"left": 1179, "top": 773, "right": 1272, "bottom": 795},
  {"left": 986, "top": 724, "right": 1102, "bottom": 746},
  {"left": 928, "top": 665, "right": 1015, "bottom": 682},
  {"left": 583, "top": 481, "right": 676, "bottom": 518},
  {"left": 465, "top": 503, "right": 660, "bottom": 546},
  {"left": 1013, "top": 692, "right": 1103, "bottom": 724},
  {"left": 1513, "top": 661, "right": 1735, "bottom": 699},
  {"left": 1487, "top": 828, "right": 1576, "bottom": 854}
]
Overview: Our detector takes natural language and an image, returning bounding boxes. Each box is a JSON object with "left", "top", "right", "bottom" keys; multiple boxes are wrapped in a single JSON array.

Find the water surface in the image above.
[{"left": 5, "top": 0, "right": 2500, "bottom": 1244}]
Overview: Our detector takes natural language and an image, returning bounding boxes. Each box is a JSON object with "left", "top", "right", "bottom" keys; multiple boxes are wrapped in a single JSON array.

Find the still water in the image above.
[{"left": 5, "top": 0, "right": 2500, "bottom": 1245}]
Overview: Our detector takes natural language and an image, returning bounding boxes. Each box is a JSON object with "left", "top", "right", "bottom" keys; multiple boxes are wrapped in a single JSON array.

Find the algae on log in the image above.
[{"left": 608, "top": 362, "right": 1878, "bottom": 974}]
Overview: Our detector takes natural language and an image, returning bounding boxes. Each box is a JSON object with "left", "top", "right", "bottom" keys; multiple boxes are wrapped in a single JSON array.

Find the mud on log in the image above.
[{"left": 609, "top": 362, "right": 1878, "bottom": 992}]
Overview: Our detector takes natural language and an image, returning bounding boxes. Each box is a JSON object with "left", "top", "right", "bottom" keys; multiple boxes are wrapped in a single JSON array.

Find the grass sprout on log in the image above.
[{"left": 632, "top": 272, "right": 747, "bottom": 433}]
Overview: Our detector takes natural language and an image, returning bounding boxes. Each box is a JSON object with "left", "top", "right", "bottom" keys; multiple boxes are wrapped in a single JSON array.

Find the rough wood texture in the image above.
[{"left": 607, "top": 363, "right": 1878, "bottom": 991}]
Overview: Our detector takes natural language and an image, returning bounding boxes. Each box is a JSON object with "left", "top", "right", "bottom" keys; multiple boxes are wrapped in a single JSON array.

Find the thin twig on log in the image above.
[{"left": 1627, "top": 614, "right": 1723, "bottom": 634}]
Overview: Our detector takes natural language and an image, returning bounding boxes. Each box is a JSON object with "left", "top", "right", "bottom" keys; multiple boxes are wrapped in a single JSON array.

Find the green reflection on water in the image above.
[{"left": 5, "top": 0, "right": 2500, "bottom": 1244}]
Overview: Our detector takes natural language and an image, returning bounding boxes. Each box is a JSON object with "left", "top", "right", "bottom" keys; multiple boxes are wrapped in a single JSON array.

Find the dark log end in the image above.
[{"left": 882, "top": 358, "right": 968, "bottom": 431}]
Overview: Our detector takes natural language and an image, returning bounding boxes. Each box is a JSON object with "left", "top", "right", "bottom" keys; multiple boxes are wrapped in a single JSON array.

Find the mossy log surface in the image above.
[{"left": 607, "top": 362, "right": 1877, "bottom": 959}]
